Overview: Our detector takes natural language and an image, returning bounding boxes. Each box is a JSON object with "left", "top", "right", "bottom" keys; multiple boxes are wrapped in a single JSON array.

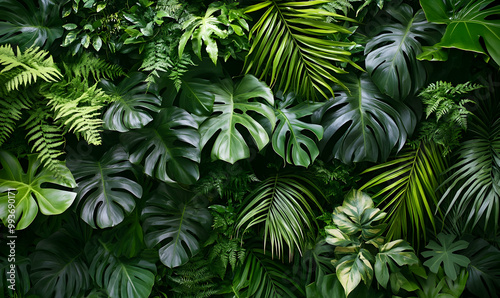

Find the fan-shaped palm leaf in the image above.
[
  {"left": 243, "top": 0, "right": 362, "bottom": 99},
  {"left": 236, "top": 174, "right": 323, "bottom": 260},
  {"left": 438, "top": 103, "right": 500, "bottom": 232},
  {"left": 360, "top": 141, "right": 447, "bottom": 248},
  {"left": 312, "top": 73, "right": 415, "bottom": 164}
]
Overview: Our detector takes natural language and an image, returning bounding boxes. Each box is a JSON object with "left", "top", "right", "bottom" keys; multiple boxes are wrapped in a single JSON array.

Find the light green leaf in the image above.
[
  {"left": 0, "top": 151, "right": 76, "bottom": 230},
  {"left": 420, "top": 0, "right": 500, "bottom": 66},
  {"left": 335, "top": 249, "right": 374, "bottom": 296},
  {"left": 199, "top": 75, "right": 275, "bottom": 164},
  {"left": 374, "top": 239, "right": 419, "bottom": 288}
]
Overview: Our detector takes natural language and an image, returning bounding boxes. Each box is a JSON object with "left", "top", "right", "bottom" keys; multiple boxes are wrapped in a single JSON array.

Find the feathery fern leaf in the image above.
[
  {"left": 168, "top": 256, "right": 221, "bottom": 298},
  {"left": 243, "top": 0, "right": 361, "bottom": 99},
  {"left": 0, "top": 44, "right": 61, "bottom": 91},
  {"left": 61, "top": 53, "right": 124, "bottom": 82},
  {"left": 0, "top": 91, "right": 32, "bottom": 146},
  {"left": 360, "top": 141, "right": 448, "bottom": 248},
  {"left": 22, "top": 108, "right": 65, "bottom": 174}
]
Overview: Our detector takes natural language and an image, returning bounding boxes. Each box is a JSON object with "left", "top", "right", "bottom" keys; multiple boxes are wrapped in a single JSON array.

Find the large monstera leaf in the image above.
[
  {"left": 374, "top": 240, "right": 419, "bottom": 289},
  {"left": 335, "top": 249, "right": 374, "bottom": 296},
  {"left": 30, "top": 221, "right": 92, "bottom": 298},
  {"left": 0, "top": 0, "right": 65, "bottom": 49},
  {"left": 101, "top": 73, "right": 162, "bottom": 132},
  {"left": 0, "top": 151, "right": 76, "bottom": 230},
  {"left": 87, "top": 239, "right": 156, "bottom": 298},
  {"left": 365, "top": 4, "right": 441, "bottom": 100},
  {"left": 313, "top": 73, "right": 415, "bottom": 164},
  {"left": 121, "top": 107, "right": 200, "bottom": 184},
  {"left": 199, "top": 75, "right": 275, "bottom": 164},
  {"left": 272, "top": 92, "right": 323, "bottom": 167},
  {"left": 67, "top": 145, "right": 143, "bottom": 229},
  {"left": 420, "top": 0, "right": 500, "bottom": 66},
  {"left": 141, "top": 184, "right": 212, "bottom": 268}
]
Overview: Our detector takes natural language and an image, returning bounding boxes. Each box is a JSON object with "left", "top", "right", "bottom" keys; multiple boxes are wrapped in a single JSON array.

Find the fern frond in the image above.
[
  {"left": 62, "top": 53, "right": 124, "bottom": 82},
  {"left": 0, "top": 91, "right": 32, "bottom": 146},
  {"left": 0, "top": 45, "right": 61, "bottom": 91},
  {"left": 168, "top": 256, "right": 221, "bottom": 298},
  {"left": 22, "top": 108, "right": 65, "bottom": 173},
  {"left": 46, "top": 83, "right": 114, "bottom": 145}
]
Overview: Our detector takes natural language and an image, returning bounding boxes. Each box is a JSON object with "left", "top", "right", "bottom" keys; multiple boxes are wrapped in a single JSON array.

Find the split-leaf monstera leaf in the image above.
[
  {"left": 419, "top": 0, "right": 500, "bottom": 66},
  {"left": 200, "top": 74, "right": 275, "bottom": 163},
  {"left": 313, "top": 73, "right": 415, "bottom": 164},
  {"left": 272, "top": 92, "right": 323, "bottom": 167},
  {"left": 0, "top": 151, "right": 76, "bottom": 230},
  {"left": 67, "top": 145, "right": 143, "bottom": 229},
  {"left": 101, "top": 72, "right": 162, "bottom": 132},
  {"left": 122, "top": 107, "right": 201, "bottom": 184},
  {"left": 142, "top": 184, "right": 212, "bottom": 268},
  {"left": 365, "top": 4, "right": 441, "bottom": 100}
]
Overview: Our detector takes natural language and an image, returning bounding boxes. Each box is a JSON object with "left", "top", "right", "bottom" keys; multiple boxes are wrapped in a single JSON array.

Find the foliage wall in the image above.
[{"left": 1, "top": 0, "right": 500, "bottom": 297}]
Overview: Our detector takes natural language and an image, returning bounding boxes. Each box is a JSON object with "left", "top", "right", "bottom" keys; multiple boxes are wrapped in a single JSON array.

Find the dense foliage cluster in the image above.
[{"left": 1, "top": 0, "right": 499, "bottom": 297}]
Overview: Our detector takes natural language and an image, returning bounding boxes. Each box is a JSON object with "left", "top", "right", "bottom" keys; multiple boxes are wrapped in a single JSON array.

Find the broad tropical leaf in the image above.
[
  {"left": 335, "top": 249, "right": 374, "bottom": 296},
  {"left": 236, "top": 174, "right": 323, "bottom": 260},
  {"left": 305, "top": 273, "right": 345, "bottom": 298},
  {"left": 365, "top": 4, "right": 441, "bottom": 100},
  {"left": 122, "top": 107, "right": 200, "bottom": 184},
  {"left": 67, "top": 145, "right": 143, "bottom": 229},
  {"left": 243, "top": 0, "right": 362, "bottom": 99},
  {"left": 374, "top": 240, "right": 419, "bottom": 289},
  {"left": 87, "top": 239, "right": 156, "bottom": 298},
  {"left": 272, "top": 92, "right": 323, "bottom": 167},
  {"left": 179, "top": 7, "right": 228, "bottom": 64},
  {"left": 0, "top": 151, "right": 76, "bottom": 230},
  {"left": 141, "top": 184, "right": 212, "bottom": 268},
  {"left": 438, "top": 103, "right": 500, "bottom": 231},
  {"left": 199, "top": 74, "right": 275, "bottom": 164},
  {"left": 313, "top": 73, "right": 415, "bottom": 164},
  {"left": 0, "top": 0, "right": 65, "bottom": 49},
  {"left": 0, "top": 255, "right": 30, "bottom": 296},
  {"left": 462, "top": 238, "right": 500, "bottom": 297},
  {"left": 420, "top": 0, "right": 500, "bottom": 66},
  {"left": 101, "top": 73, "right": 162, "bottom": 132},
  {"left": 361, "top": 141, "right": 447, "bottom": 247},
  {"left": 30, "top": 219, "right": 92, "bottom": 298},
  {"left": 178, "top": 77, "right": 215, "bottom": 116},
  {"left": 330, "top": 189, "right": 387, "bottom": 240},
  {"left": 421, "top": 233, "right": 470, "bottom": 281},
  {"left": 232, "top": 248, "right": 303, "bottom": 298}
]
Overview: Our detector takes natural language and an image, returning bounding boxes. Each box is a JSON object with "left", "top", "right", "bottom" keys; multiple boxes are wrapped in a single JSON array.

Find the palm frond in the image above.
[
  {"left": 236, "top": 173, "right": 323, "bottom": 261},
  {"left": 438, "top": 103, "right": 500, "bottom": 232},
  {"left": 360, "top": 141, "right": 448, "bottom": 248},
  {"left": 243, "top": 0, "right": 362, "bottom": 99}
]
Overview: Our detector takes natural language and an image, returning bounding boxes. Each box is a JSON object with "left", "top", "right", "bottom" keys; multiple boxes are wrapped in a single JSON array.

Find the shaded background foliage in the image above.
[{"left": 1, "top": 0, "right": 500, "bottom": 297}]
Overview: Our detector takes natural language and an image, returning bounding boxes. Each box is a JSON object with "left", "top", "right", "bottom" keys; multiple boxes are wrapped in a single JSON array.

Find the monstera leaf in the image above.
[
  {"left": 330, "top": 190, "right": 387, "bottom": 240},
  {"left": 30, "top": 221, "right": 92, "bottom": 298},
  {"left": 335, "top": 249, "right": 374, "bottom": 296},
  {"left": 101, "top": 73, "right": 162, "bottom": 132},
  {"left": 87, "top": 239, "right": 156, "bottom": 298},
  {"left": 121, "top": 107, "right": 200, "bottom": 184},
  {"left": 463, "top": 238, "right": 500, "bottom": 297},
  {"left": 141, "top": 184, "right": 212, "bottom": 268},
  {"left": 365, "top": 4, "right": 442, "bottom": 100},
  {"left": 421, "top": 233, "right": 470, "bottom": 281},
  {"left": 199, "top": 75, "right": 275, "bottom": 163},
  {"left": 0, "top": 151, "right": 76, "bottom": 230},
  {"left": 178, "top": 78, "right": 215, "bottom": 116},
  {"left": 374, "top": 240, "right": 419, "bottom": 289},
  {"left": 272, "top": 92, "right": 323, "bottom": 167},
  {"left": 313, "top": 73, "right": 415, "bottom": 164},
  {"left": 67, "top": 145, "right": 143, "bottom": 229},
  {"left": 420, "top": 0, "right": 500, "bottom": 66},
  {"left": 0, "top": 0, "right": 65, "bottom": 49}
]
